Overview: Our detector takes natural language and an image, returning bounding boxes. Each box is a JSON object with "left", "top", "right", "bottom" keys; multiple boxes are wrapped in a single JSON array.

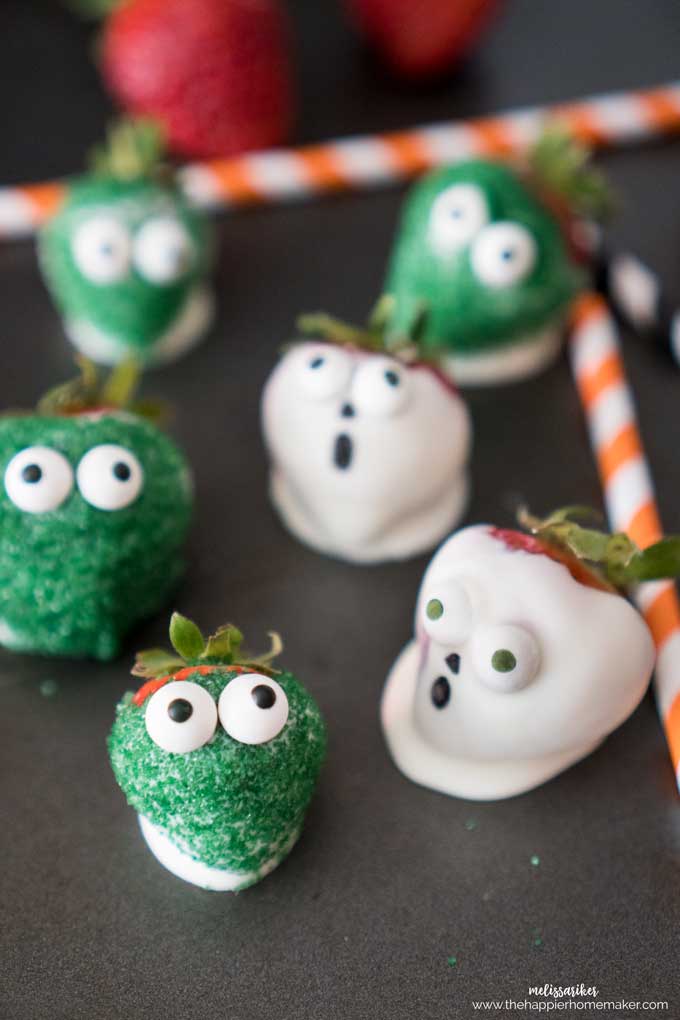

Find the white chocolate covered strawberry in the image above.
[
  {"left": 261, "top": 309, "right": 471, "bottom": 564},
  {"left": 381, "top": 508, "right": 680, "bottom": 799}
]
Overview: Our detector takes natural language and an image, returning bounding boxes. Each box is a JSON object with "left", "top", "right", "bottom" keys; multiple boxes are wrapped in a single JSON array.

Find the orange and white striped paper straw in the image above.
[
  {"left": 3, "top": 79, "right": 680, "bottom": 240},
  {"left": 570, "top": 292, "right": 680, "bottom": 786}
]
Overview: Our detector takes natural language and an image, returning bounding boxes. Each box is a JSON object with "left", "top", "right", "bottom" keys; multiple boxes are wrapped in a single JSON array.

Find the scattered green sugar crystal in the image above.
[{"left": 530, "top": 854, "right": 540, "bottom": 867}]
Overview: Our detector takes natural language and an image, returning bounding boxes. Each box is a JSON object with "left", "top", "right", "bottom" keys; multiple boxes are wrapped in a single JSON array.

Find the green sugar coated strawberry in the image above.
[
  {"left": 109, "top": 614, "right": 326, "bottom": 891},
  {"left": 38, "top": 119, "right": 214, "bottom": 366},
  {"left": 0, "top": 361, "right": 192, "bottom": 660},
  {"left": 384, "top": 129, "right": 610, "bottom": 386}
]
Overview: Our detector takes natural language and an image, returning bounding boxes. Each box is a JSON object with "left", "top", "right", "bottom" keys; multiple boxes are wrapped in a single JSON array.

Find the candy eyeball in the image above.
[
  {"left": 421, "top": 581, "right": 473, "bottom": 645},
  {"left": 294, "top": 346, "right": 353, "bottom": 401},
  {"left": 145, "top": 680, "right": 218, "bottom": 753},
  {"left": 76, "top": 444, "right": 144, "bottom": 511},
  {"left": 72, "top": 215, "right": 131, "bottom": 285},
  {"left": 351, "top": 357, "right": 411, "bottom": 417},
  {"left": 428, "top": 183, "right": 489, "bottom": 257},
  {"left": 471, "top": 623, "right": 540, "bottom": 692},
  {"left": 470, "top": 222, "right": 537, "bottom": 288},
  {"left": 218, "top": 673, "right": 289, "bottom": 745},
  {"left": 133, "top": 217, "right": 194, "bottom": 285},
  {"left": 4, "top": 446, "right": 74, "bottom": 513}
]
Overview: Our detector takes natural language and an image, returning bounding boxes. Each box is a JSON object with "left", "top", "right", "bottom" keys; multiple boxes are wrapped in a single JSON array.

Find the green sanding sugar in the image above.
[
  {"left": 447, "top": 956, "right": 457, "bottom": 968},
  {"left": 530, "top": 854, "right": 540, "bottom": 867},
  {"left": 39, "top": 679, "right": 59, "bottom": 697},
  {"left": 38, "top": 176, "right": 213, "bottom": 359},
  {"left": 108, "top": 666, "right": 326, "bottom": 874},
  {"left": 0, "top": 412, "right": 192, "bottom": 660},
  {"left": 385, "top": 160, "right": 584, "bottom": 356}
]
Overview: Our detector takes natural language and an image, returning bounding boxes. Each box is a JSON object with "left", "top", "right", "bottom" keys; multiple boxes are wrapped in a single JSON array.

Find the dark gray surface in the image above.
[{"left": 3, "top": 2, "right": 680, "bottom": 1018}]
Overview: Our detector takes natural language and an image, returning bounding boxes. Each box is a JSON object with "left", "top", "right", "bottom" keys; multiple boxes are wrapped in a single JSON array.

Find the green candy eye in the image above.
[
  {"left": 426, "top": 598, "right": 444, "bottom": 620},
  {"left": 491, "top": 649, "right": 517, "bottom": 673}
]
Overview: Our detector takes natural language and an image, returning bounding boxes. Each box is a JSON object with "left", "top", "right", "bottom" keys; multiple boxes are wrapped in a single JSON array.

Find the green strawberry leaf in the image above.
[
  {"left": 89, "top": 118, "right": 167, "bottom": 183},
  {"left": 133, "top": 617, "right": 284, "bottom": 680},
  {"left": 528, "top": 124, "right": 615, "bottom": 222},
  {"left": 623, "top": 538, "right": 680, "bottom": 582},
  {"left": 131, "top": 648, "right": 185, "bottom": 680},
  {"left": 201, "top": 624, "right": 244, "bottom": 662},
  {"left": 520, "top": 505, "right": 680, "bottom": 591},
  {"left": 169, "top": 613, "right": 206, "bottom": 661},
  {"left": 100, "top": 358, "right": 142, "bottom": 410}
]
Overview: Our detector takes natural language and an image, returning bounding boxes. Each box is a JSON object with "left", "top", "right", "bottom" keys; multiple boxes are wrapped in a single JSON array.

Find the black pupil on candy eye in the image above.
[
  {"left": 501, "top": 248, "right": 514, "bottom": 261},
  {"left": 22, "top": 464, "right": 42, "bottom": 484},
  {"left": 167, "top": 698, "right": 193, "bottom": 723},
  {"left": 385, "top": 370, "right": 399, "bottom": 387},
  {"left": 310, "top": 357, "right": 325, "bottom": 370},
  {"left": 113, "top": 462, "right": 131, "bottom": 481},
  {"left": 252, "top": 684, "right": 276, "bottom": 709},
  {"left": 450, "top": 208, "right": 462, "bottom": 218},
  {"left": 100, "top": 243, "right": 114, "bottom": 256},
  {"left": 431, "top": 676, "right": 451, "bottom": 709}
]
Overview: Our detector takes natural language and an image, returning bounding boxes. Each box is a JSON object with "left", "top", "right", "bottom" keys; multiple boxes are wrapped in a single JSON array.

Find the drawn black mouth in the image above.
[
  {"left": 334, "top": 433, "right": 353, "bottom": 470},
  {"left": 445, "top": 652, "right": 461, "bottom": 675}
]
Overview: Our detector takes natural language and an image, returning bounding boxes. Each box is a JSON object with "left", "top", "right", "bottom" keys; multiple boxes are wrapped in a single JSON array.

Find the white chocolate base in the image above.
[
  {"left": 270, "top": 467, "right": 470, "bottom": 564},
  {"left": 381, "top": 641, "right": 604, "bottom": 801},
  {"left": 65, "top": 285, "right": 215, "bottom": 367},
  {"left": 138, "top": 815, "right": 299, "bottom": 891},
  {"left": 440, "top": 321, "right": 564, "bottom": 387}
]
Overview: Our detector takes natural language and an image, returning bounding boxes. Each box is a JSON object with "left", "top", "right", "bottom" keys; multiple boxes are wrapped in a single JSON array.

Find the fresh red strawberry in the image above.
[
  {"left": 346, "top": 0, "right": 500, "bottom": 78},
  {"left": 101, "top": 0, "right": 294, "bottom": 159}
]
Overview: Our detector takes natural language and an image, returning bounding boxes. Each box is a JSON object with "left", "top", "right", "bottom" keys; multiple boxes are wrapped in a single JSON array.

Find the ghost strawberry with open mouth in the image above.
[
  {"left": 38, "top": 119, "right": 214, "bottom": 366},
  {"left": 261, "top": 303, "right": 472, "bottom": 563},
  {"left": 381, "top": 507, "right": 680, "bottom": 799},
  {"left": 109, "top": 613, "right": 326, "bottom": 891},
  {"left": 0, "top": 361, "right": 192, "bottom": 660}
]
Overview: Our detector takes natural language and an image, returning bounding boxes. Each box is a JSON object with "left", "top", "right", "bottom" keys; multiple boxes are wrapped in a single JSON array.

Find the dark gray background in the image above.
[{"left": 3, "top": 2, "right": 680, "bottom": 1018}]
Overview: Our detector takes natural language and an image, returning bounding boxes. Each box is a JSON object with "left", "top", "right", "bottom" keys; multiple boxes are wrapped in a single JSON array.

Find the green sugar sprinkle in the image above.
[
  {"left": 39, "top": 679, "right": 58, "bottom": 697},
  {"left": 530, "top": 855, "right": 540, "bottom": 867},
  {"left": 447, "top": 956, "right": 457, "bottom": 968},
  {"left": 464, "top": 819, "right": 477, "bottom": 831},
  {"left": 426, "top": 598, "right": 443, "bottom": 620}
]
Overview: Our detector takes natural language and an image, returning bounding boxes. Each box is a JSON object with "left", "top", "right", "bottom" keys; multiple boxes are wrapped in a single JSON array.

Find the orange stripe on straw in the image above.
[
  {"left": 297, "top": 146, "right": 350, "bottom": 191},
  {"left": 627, "top": 500, "right": 663, "bottom": 549},
  {"left": 638, "top": 88, "right": 680, "bottom": 133},
  {"left": 552, "top": 104, "right": 609, "bottom": 145},
  {"left": 598, "top": 423, "right": 643, "bottom": 483},
  {"left": 643, "top": 587, "right": 680, "bottom": 652},
  {"left": 578, "top": 353, "right": 624, "bottom": 409},
  {"left": 382, "top": 132, "right": 433, "bottom": 175},
  {"left": 664, "top": 692, "right": 680, "bottom": 773},
  {"left": 467, "top": 117, "right": 517, "bottom": 156},
  {"left": 571, "top": 292, "right": 606, "bottom": 329},
  {"left": 23, "top": 181, "right": 66, "bottom": 220},
  {"left": 206, "top": 161, "right": 264, "bottom": 204}
]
